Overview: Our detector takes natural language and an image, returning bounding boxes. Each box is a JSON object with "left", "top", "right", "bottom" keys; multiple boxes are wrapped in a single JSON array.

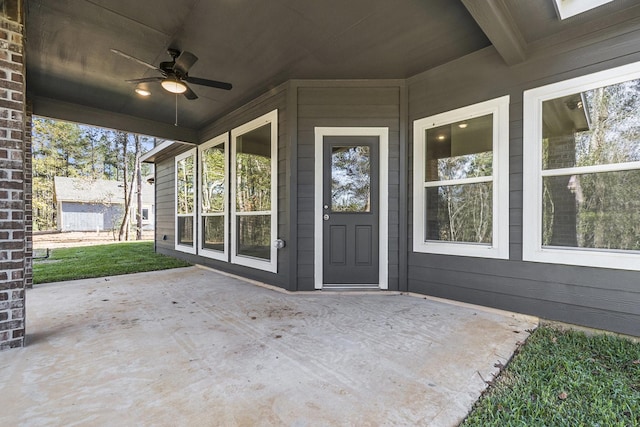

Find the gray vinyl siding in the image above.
[
  {"left": 155, "top": 159, "right": 175, "bottom": 251},
  {"left": 407, "top": 32, "right": 640, "bottom": 336},
  {"left": 294, "top": 82, "right": 405, "bottom": 291},
  {"left": 155, "top": 85, "right": 290, "bottom": 289},
  {"left": 58, "top": 202, "right": 123, "bottom": 232}
]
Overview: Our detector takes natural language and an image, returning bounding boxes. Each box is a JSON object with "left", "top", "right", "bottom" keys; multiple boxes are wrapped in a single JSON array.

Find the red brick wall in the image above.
[{"left": 0, "top": 1, "right": 26, "bottom": 351}]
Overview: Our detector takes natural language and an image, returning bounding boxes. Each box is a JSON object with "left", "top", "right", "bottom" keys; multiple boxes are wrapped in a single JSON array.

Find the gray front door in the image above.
[{"left": 322, "top": 136, "right": 379, "bottom": 285}]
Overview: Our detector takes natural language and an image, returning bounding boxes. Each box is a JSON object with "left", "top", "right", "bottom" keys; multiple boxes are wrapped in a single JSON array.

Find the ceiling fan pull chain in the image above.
[{"left": 175, "top": 92, "right": 178, "bottom": 126}]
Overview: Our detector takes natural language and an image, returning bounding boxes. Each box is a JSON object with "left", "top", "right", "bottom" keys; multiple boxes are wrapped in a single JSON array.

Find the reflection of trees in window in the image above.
[
  {"left": 201, "top": 144, "right": 226, "bottom": 253},
  {"left": 235, "top": 123, "right": 272, "bottom": 260},
  {"left": 427, "top": 181, "right": 493, "bottom": 244},
  {"left": 331, "top": 146, "right": 370, "bottom": 212},
  {"left": 202, "top": 216, "right": 224, "bottom": 251},
  {"left": 236, "top": 125, "right": 271, "bottom": 213},
  {"left": 177, "top": 216, "right": 193, "bottom": 245},
  {"left": 177, "top": 155, "right": 194, "bottom": 214},
  {"left": 237, "top": 215, "right": 270, "bottom": 259},
  {"left": 542, "top": 79, "right": 640, "bottom": 251},
  {"left": 236, "top": 152, "right": 271, "bottom": 211},
  {"left": 201, "top": 147, "right": 225, "bottom": 213},
  {"left": 425, "top": 114, "right": 494, "bottom": 244}
]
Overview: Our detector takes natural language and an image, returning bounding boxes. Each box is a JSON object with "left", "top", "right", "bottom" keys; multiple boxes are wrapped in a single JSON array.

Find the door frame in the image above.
[{"left": 313, "top": 127, "right": 389, "bottom": 290}]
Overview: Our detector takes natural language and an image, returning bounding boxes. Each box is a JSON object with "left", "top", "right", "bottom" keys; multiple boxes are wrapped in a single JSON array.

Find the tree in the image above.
[
  {"left": 32, "top": 118, "right": 88, "bottom": 230},
  {"left": 31, "top": 117, "right": 155, "bottom": 236}
]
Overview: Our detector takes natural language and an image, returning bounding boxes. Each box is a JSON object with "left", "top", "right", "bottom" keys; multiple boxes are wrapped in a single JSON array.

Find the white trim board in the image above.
[{"left": 313, "top": 127, "right": 389, "bottom": 290}]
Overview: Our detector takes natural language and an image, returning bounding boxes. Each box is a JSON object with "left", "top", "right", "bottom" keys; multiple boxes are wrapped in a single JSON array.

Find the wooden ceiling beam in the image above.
[{"left": 461, "top": 0, "right": 528, "bottom": 66}]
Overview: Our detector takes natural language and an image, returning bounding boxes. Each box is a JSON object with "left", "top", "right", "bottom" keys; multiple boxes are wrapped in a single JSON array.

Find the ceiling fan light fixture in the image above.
[
  {"left": 161, "top": 78, "right": 188, "bottom": 94},
  {"left": 134, "top": 83, "right": 151, "bottom": 97}
]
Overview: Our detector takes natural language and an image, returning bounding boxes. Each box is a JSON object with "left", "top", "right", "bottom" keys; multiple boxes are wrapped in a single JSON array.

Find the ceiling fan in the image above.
[{"left": 111, "top": 48, "right": 232, "bottom": 100}]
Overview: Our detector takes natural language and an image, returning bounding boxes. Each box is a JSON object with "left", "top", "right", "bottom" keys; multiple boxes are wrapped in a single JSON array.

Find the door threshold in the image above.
[{"left": 322, "top": 284, "right": 381, "bottom": 291}]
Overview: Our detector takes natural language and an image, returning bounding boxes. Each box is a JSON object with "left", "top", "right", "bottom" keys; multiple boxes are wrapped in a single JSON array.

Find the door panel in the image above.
[
  {"left": 323, "top": 136, "right": 379, "bottom": 285},
  {"left": 329, "top": 225, "right": 347, "bottom": 264},
  {"left": 355, "top": 225, "right": 372, "bottom": 265}
]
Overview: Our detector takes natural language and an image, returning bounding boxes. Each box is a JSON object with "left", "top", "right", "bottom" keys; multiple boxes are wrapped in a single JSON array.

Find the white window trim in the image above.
[
  {"left": 175, "top": 148, "right": 197, "bottom": 254},
  {"left": 198, "top": 133, "right": 229, "bottom": 261},
  {"left": 230, "top": 110, "right": 278, "bottom": 273},
  {"left": 523, "top": 61, "right": 640, "bottom": 271},
  {"left": 413, "top": 95, "right": 510, "bottom": 259}
]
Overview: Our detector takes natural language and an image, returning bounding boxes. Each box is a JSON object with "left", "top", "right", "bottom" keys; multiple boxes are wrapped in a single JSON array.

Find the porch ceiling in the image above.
[
  {"left": 25, "top": 0, "right": 640, "bottom": 137},
  {"left": 25, "top": 0, "right": 488, "bottom": 133}
]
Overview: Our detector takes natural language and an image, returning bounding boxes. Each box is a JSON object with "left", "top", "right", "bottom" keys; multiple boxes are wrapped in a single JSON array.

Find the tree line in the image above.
[{"left": 32, "top": 118, "right": 157, "bottom": 240}]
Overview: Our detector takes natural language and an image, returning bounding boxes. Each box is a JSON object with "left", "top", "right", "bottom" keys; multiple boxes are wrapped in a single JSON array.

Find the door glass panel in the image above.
[{"left": 331, "top": 145, "right": 370, "bottom": 212}]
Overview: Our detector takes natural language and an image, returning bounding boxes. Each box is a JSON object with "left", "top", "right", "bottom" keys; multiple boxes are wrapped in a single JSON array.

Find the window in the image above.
[
  {"left": 175, "top": 148, "right": 196, "bottom": 254},
  {"left": 413, "top": 96, "right": 510, "bottom": 258},
  {"left": 142, "top": 208, "right": 149, "bottom": 221},
  {"left": 198, "top": 133, "right": 228, "bottom": 260},
  {"left": 523, "top": 61, "right": 640, "bottom": 271},
  {"left": 230, "top": 110, "right": 278, "bottom": 272}
]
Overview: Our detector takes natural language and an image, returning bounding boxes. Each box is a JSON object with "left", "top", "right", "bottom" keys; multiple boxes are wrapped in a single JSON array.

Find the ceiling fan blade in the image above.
[
  {"left": 110, "top": 49, "right": 159, "bottom": 71},
  {"left": 185, "top": 76, "right": 232, "bottom": 91},
  {"left": 183, "top": 84, "right": 198, "bottom": 100},
  {"left": 125, "top": 77, "right": 163, "bottom": 84},
  {"left": 174, "top": 51, "right": 198, "bottom": 75}
]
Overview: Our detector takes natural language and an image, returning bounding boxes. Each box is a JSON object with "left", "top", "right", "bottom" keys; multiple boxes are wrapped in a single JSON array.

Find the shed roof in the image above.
[{"left": 53, "top": 177, "right": 154, "bottom": 205}]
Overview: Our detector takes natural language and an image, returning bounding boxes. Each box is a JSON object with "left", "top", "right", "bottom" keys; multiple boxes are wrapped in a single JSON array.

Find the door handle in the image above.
[{"left": 323, "top": 214, "right": 330, "bottom": 221}]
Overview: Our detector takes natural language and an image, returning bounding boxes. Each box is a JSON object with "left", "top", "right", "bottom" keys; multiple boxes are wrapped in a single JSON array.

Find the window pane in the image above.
[
  {"left": 542, "top": 79, "right": 640, "bottom": 170},
  {"left": 237, "top": 215, "right": 270, "bottom": 260},
  {"left": 177, "top": 156, "right": 194, "bottom": 214},
  {"left": 425, "top": 114, "right": 493, "bottom": 182},
  {"left": 236, "top": 124, "right": 271, "bottom": 212},
  {"left": 177, "top": 216, "right": 193, "bottom": 246},
  {"left": 542, "top": 170, "right": 640, "bottom": 250},
  {"left": 201, "top": 145, "right": 225, "bottom": 214},
  {"left": 331, "top": 145, "right": 370, "bottom": 212},
  {"left": 202, "top": 215, "right": 224, "bottom": 252},
  {"left": 425, "top": 182, "right": 493, "bottom": 243}
]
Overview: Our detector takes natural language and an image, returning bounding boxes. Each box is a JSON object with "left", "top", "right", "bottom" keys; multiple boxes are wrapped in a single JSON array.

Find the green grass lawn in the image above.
[
  {"left": 463, "top": 326, "right": 640, "bottom": 426},
  {"left": 33, "top": 241, "right": 191, "bottom": 284}
]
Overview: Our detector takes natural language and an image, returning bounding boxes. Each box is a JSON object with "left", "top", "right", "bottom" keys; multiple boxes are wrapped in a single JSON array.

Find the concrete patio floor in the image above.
[{"left": 1, "top": 266, "right": 537, "bottom": 426}]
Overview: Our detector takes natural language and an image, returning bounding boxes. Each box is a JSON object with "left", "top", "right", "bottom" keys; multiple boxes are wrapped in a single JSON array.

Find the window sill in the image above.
[
  {"left": 523, "top": 246, "right": 640, "bottom": 272},
  {"left": 413, "top": 242, "right": 508, "bottom": 260}
]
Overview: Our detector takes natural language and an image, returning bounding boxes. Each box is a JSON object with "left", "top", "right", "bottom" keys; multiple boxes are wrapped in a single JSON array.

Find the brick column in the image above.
[{"left": 0, "top": 0, "right": 26, "bottom": 351}]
